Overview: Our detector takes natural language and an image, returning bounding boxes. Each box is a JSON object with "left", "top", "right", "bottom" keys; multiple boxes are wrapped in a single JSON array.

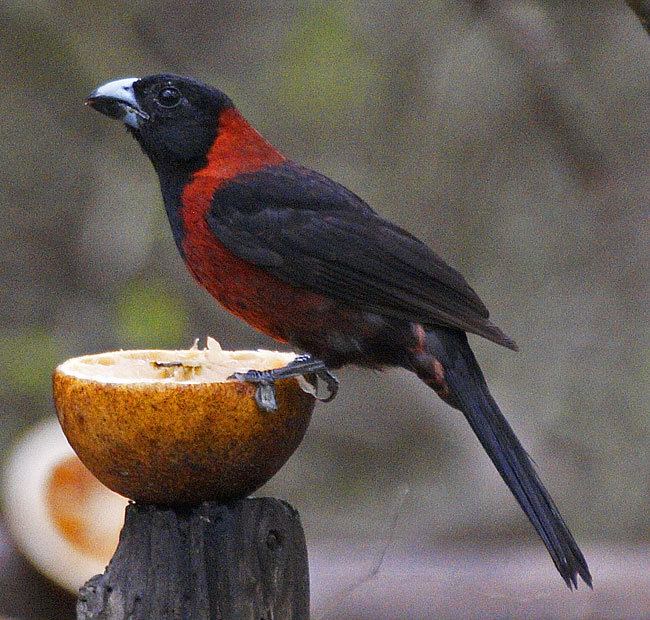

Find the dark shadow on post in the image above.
[{"left": 77, "top": 498, "right": 309, "bottom": 620}]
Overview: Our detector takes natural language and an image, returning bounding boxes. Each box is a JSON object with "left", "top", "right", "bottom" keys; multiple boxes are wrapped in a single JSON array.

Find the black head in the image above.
[{"left": 86, "top": 74, "right": 233, "bottom": 172}]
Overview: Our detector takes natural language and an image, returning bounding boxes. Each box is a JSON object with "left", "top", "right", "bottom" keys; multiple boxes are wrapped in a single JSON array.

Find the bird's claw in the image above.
[
  {"left": 228, "top": 356, "right": 339, "bottom": 413},
  {"left": 307, "top": 369, "right": 339, "bottom": 403},
  {"left": 253, "top": 381, "right": 279, "bottom": 412},
  {"left": 228, "top": 369, "right": 279, "bottom": 412}
]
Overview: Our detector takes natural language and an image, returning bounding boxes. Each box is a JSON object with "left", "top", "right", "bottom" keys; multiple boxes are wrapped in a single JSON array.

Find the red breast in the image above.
[{"left": 178, "top": 109, "right": 323, "bottom": 341}]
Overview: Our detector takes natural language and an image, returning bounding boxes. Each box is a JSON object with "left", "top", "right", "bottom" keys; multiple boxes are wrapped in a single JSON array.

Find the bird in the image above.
[{"left": 86, "top": 74, "right": 592, "bottom": 589}]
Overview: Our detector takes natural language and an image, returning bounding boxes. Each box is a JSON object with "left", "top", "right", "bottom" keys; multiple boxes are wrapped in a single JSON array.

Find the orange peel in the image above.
[{"left": 52, "top": 339, "right": 315, "bottom": 504}]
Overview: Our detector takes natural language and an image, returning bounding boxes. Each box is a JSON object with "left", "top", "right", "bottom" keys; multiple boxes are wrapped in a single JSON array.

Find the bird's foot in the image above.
[{"left": 229, "top": 354, "right": 339, "bottom": 412}]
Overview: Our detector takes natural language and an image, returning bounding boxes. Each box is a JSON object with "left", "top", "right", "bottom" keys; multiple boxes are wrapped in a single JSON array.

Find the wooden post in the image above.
[{"left": 77, "top": 498, "right": 309, "bottom": 620}]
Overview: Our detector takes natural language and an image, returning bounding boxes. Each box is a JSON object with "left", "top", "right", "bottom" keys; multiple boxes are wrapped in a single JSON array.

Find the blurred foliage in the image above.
[
  {"left": 115, "top": 279, "right": 189, "bottom": 349},
  {"left": 0, "top": 0, "right": 647, "bottom": 555},
  {"left": 0, "top": 329, "right": 60, "bottom": 398},
  {"left": 281, "top": 3, "right": 380, "bottom": 119}
]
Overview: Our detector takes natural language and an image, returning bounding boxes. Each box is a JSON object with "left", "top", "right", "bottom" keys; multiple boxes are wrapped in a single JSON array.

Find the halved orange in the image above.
[{"left": 52, "top": 339, "right": 315, "bottom": 504}]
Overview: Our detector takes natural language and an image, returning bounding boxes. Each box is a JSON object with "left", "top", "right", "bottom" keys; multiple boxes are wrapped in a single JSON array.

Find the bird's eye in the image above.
[{"left": 156, "top": 86, "right": 182, "bottom": 108}]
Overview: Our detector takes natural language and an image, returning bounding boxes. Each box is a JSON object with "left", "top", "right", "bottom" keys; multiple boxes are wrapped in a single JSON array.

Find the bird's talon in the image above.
[
  {"left": 229, "top": 369, "right": 278, "bottom": 411},
  {"left": 228, "top": 357, "right": 338, "bottom": 409},
  {"left": 228, "top": 369, "right": 272, "bottom": 383},
  {"left": 254, "top": 382, "right": 278, "bottom": 412},
  {"left": 316, "top": 369, "right": 339, "bottom": 402}
]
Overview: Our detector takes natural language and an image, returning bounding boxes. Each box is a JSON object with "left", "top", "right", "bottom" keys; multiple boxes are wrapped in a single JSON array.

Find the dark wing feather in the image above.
[{"left": 207, "top": 162, "right": 517, "bottom": 350}]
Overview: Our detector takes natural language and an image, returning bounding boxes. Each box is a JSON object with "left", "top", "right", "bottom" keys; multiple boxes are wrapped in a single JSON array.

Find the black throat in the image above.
[
  {"left": 128, "top": 124, "right": 212, "bottom": 258},
  {"left": 153, "top": 160, "right": 204, "bottom": 258}
]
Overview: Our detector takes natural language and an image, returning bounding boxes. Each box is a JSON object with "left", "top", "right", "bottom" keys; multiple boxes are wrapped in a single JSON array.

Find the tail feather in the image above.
[{"left": 426, "top": 328, "right": 592, "bottom": 589}]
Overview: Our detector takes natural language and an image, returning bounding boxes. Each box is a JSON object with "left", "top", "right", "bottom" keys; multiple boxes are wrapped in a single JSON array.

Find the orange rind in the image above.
[{"left": 52, "top": 339, "right": 315, "bottom": 504}]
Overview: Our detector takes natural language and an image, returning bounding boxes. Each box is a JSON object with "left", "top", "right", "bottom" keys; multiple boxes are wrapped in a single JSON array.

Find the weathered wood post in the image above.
[{"left": 77, "top": 498, "right": 309, "bottom": 620}]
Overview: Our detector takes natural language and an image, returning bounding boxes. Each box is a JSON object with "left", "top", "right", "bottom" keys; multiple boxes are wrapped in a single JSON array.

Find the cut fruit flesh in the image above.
[{"left": 57, "top": 337, "right": 297, "bottom": 384}]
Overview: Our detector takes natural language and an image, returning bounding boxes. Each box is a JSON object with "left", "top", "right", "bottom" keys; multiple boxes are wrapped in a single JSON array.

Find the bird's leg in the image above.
[{"left": 229, "top": 354, "right": 339, "bottom": 412}]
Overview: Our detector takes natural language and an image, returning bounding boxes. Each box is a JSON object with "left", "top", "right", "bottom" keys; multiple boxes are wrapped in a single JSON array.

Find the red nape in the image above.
[
  {"left": 182, "top": 107, "right": 285, "bottom": 203},
  {"left": 179, "top": 108, "right": 329, "bottom": 342}
]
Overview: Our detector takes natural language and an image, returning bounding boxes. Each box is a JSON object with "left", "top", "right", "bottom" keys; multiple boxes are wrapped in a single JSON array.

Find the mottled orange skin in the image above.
[{"left": 53, "top": 371, "right": 314, "bottom": 505}]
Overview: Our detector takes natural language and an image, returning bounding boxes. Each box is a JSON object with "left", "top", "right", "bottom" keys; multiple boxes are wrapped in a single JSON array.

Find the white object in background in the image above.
[{"left": 2, "top": 418, "right": 127, "bottom": 593}]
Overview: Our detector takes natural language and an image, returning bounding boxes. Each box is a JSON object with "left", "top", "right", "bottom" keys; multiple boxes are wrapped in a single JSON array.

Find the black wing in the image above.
[{"left": 206, "top": 162, "right": 517, "bottom": 350}]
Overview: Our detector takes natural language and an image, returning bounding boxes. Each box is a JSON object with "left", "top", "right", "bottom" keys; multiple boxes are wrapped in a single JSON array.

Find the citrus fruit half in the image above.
[{"left": 52, "top": 339, "right": 315, "bottom": 504}]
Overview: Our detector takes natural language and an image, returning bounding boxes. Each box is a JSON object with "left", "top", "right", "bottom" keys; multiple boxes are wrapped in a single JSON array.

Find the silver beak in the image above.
[{"left": 86, "top": 77, "right": 149, "bottom": 128}]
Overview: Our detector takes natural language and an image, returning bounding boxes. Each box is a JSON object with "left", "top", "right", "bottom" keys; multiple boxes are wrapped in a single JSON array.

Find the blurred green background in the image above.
[{"left": 0, "top": 0, "right": 648, "bottom": 617}]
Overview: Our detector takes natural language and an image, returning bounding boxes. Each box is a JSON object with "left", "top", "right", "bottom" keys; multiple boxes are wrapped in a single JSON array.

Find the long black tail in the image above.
[{"left": 425, "top": 328, "right": 592, "bottom": 589}]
